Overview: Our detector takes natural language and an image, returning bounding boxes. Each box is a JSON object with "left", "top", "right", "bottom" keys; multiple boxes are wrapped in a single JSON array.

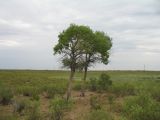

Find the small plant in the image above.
[
  {"left": 90, "top": 96, "right": 101, "bottom": 110},
  {"left": 13, "top": 99, "right": 30, "bottom": 115},
  {"left": 73, "top": 82, "right": 82, "bottom": 91},
  {"left": 111, "top": 82, "right": 135, "bottom": 96},
  {"left": 17, "top": 86, "right": 39, "bottom": 97},
  {"left": 0, "top": 87, "right": 13, "bottom": 105},
  {"left": 89, "top": 77, "right": 98, "bottom": 91},
  {"left": 27, "top": 101, "right": 41, "bottom": 120},
  {"left": 98, "top": 73, "right": 112, "bottom": 91},
  {"left": 123, "top": 93, "right": 160, "bottom": 120},
  {"left": 150, "top": 87, "right": 160, "bottom": 102},
  {"left": 0, "top": 115, "right": 17, "bottom": 120},
  {"left": 108, "top": 95, "right": 115, "bottom": 110},
  {"left": 88, "top": 109, "right": 114, "bottom": 120},
  {"left": 44, "top": 85, "right": 66, "bottom": 99},
  {"left": 31, "top": 92, "right": 40, "bottom": 101},
  {"left": 50, "top": 97, "right": 72, "bottom": 120}
]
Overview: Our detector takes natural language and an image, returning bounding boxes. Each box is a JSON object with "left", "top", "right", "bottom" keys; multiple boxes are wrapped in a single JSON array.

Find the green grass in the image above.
[{"left": 0, "top": 70, "right": 160, "bottom": 120}]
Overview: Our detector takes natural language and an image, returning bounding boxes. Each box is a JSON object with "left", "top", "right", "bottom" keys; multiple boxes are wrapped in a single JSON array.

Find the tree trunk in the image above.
[
  {"left": 81, "top": 65, "right": 88, "bottom": 97},
  {"left": 66, "top": 69, "right": 75, "bottom": 101},
  {"left": 83, "top": 66, "right": 87, "bottom": 82}
]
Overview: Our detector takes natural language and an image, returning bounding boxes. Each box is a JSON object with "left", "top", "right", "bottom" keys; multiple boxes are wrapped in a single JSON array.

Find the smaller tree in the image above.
[{"left": 80, "top": 31, "right": 112, "bottom": 96}]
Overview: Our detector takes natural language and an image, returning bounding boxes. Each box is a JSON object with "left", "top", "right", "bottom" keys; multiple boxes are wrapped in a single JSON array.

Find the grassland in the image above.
[{"left": 0, "top": 70, "right": 160, "bottom": 120}]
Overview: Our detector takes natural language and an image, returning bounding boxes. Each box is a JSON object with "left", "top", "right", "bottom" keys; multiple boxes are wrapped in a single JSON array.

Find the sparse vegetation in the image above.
[
  {"left": 90, "top": 96, "right": 101, "bottom": 110},
  {"left": 123, "top": 93, "right": 160, "bottom": 120},
  {"left": 0, "top": 87, "right": 13, "bottom": 105},
  {"left": 87, "top": 109, "right": 114, "bottom": 120},
  {"left": 0, "top": 70, "right": 160, "bottom": 120},
  {"left": 50, "top": 97, "right": 73, "bottom": 120},
  {"left": 27, "top": 101, "right": 41, "bottom": 120}
]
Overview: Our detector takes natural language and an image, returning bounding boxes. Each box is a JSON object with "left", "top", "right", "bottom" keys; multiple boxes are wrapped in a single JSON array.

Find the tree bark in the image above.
[
  {"left": 81, "top": 65, "right": 88, "bottom": 97},
  {"left": 66, "top": 69, "right": 75, "bottom": 101}
]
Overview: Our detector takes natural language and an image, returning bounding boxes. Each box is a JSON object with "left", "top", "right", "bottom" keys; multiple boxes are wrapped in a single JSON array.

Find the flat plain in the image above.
[{"left": 0, "top": 70, "right": 160, "bottom": 120}]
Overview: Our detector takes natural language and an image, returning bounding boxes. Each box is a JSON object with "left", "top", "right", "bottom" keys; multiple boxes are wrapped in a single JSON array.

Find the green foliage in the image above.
[
  {"left": 50, "top": 97, "right": 73, "bottom": 120},
  {"left": 0, "top": 87, "right": 13, "bottom": 105},
  {"left": 31, "top": 92, "right": 40, "bottom": 101},
  {"left": 88, "top": 73, "right": 112, "bottom": 91},
  {"left": 0, "top": 115, "right": 17, "bottom": 120},
  {"left": 44, "top": 85, "right": 66, "bottom": 99},
  {"left": 88, "top": 77, "right": 98, "bottom": 91},
  {"left": 94, "top": 31, "right": 112, "bottom": 64},
  {"left": 90, "top": 96, "right": 101, "bottom": 110},
  {"left": 54, "top": 24, "right": 94, "bottom": 69},
  {"left": 111, "top": 82, "right": 135, "bottom": 96},
  {"left": 151, "top": 87, "right": 160, "bottom": 101},
  {"left": 17, "top": 86, "right": 39, "bottom": 97},
  {"left": 108, "top": 95, "right": 115, "bottom": 105},
  {"left": 73, "top": 82, "right": 82, "bottom": 91},
  {"left": 123, "top": 93, "right": 160, "bottom": 120},
  {"left": 13, "top": 98, "right": 30, "bottom": 115},
  {"left": 98, "top": 73, "right": 112, "bottom": 90},
  {"left": 27, "top": 101, "right": 41, "bottom": 120},
  {"left": 87, "top": 110, "right": 114, "bottom": 120}
]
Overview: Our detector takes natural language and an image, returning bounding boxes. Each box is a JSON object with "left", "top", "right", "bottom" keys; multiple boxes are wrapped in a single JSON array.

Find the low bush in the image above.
[
  {"left": 98, "top": 73, "right": 112, "bottom": 91},
  {"left": 50, "top": 97, "right": 72, "bottom": 120},
  {"left": 108, "top": 95, "right": 115, "bottom": 111},
  {"left": 31, "top": 92, "right": 40, "bottom": 101},
  {"left": 0, "top": 115, "right": 17, "bottom": 120},
  {"left": 44, "top": 85, "right": 66, "bottom": 99},
  {"left": 150, "top": 87, "right": 160, "bottom": 102},
  {"left": 90, "top": 96, "right": 101, "bottom": 110},
  {"left": 17, "top": 86, "right": 39, "bottom": 97},
  {"left": 0, "top": 87, "right": 13, "bottom": 105},
  {"left": 123, "top": 93, "right": 160, "bottom": 120},
  {"left": 73, "top": 82, "right": 82, "bottom": 91},
  {"left": 17, "top": 86, "right": 40, "bottom": 101},
  {"left": 87, "top": 110, "right": 114, "bottom": 120},
  {"left": 88, "top": 77, "right": 98, "bottom": 91},
  {"left": 88, "top": 73, "right": 112, "bottom": 92},
  {"left": 13, "top": 99, "right": 30, "bottom": 115},
  {"left": 27, "top": 101, "right": 41, "bottom": 120},
  {"left": 111, "top": 82, "right": 135, "bottom": 96}
]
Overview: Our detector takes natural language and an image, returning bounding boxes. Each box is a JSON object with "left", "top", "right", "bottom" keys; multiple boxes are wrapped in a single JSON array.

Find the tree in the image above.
[
  {"left": 54, "top": 24, "right": 94, "bottom": 100},
  {"left": 80, "top": 31, "right": 112, "bottom": 96}
]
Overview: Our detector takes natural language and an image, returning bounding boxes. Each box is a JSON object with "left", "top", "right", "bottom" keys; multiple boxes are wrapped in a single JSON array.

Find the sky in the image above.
[{"left": 0, "top": 0, "right": 160, "bottom": 70}]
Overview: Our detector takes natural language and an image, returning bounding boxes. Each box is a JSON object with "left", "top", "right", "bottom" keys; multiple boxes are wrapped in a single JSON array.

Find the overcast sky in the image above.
[{"left": 0, "top": 0, "right": 160, "bottom": 70}]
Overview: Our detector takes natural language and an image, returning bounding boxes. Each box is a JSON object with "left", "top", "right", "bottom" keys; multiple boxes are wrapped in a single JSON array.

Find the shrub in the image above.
[
  {"left": 0, "top": 87, "right": 13, "bottom": 105},
  {"left": 0, "top": 115, "right": 17, "bottom": 120},
  {"left": 31, "top": 92, "right": 40, "bottom": 101},
  {"left": 50, "top": 97, "right": 72, "bottom": 120},
  {"left": 27, "top": 101, "right": 41, "bottom": 120},
  {"left": 108, "top": 95, "right": 115, "bottom": 111},
  {"left": 111, "top": 82, "right": 135, "bottom": 96},
  {"left": 150, "top": 87, "right": 160, "bottom": 102},
  {"left": 123, "top": 93, "right": 160, "bottom": 120},
  {"left": 88, "top": 110, "right": 114, "bottom": 120},
  {"left": 98, "top": 73, "right": 112, "bottom": 90},
  {"left": 88, "top": 73, "right": 112, "bottom": 92},
  {"left": 73, "top": 82, "right": 82, "bottom": 91},
  {"left": 17, "top": 86, "right": 40, "bottom": 101},
  {"left": 44, "top": 85, "right": 66, "bottom": 99},
  {"left": 17, "top": 86, "right": 39, "bottom": 97},
  {"left": 13, "top": 99, "right": 30, "bottom": 115},
  {"left": 89, "top": 77, "right": 98, "bottom": 91},
  {"left": 90, "top": 96, "right": 101, "bottom": 110}
]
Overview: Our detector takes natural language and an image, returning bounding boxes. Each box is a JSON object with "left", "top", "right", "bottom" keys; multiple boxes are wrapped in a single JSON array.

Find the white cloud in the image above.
[
  {"left": 0, "top": 0, "right": 160, "bottom": 70},
  {"left": 0, "top": 40, "right": 21, "bottom": 47}
]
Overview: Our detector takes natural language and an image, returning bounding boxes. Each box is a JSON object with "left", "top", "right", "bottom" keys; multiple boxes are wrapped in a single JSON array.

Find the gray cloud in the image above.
[{"left": 0, "top": 0, "right": 160, "bottom": 70}]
